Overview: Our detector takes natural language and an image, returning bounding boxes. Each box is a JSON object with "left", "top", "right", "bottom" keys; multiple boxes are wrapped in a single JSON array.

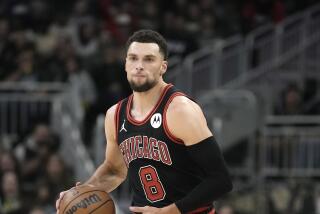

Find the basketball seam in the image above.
[
  {"left": 62, "top": 190, "right": 110, "bottom": 213},
  {"left": 89, "top": 199, "right": 113, "bottom": 214}
]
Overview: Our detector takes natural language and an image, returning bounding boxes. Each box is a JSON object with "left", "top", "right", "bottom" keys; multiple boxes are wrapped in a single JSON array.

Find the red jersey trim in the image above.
[
  {"left": 163, "top": 92, "right": 186, "bottom": 145},
  {"left": 114, "top": 100, "right": 123, "bottom": 144},
  {"left": 187, "top": 206, "right": 215, "bottom": 214},
  {"left": 126, "top": 84, "right": 173, "bottom": 126}
]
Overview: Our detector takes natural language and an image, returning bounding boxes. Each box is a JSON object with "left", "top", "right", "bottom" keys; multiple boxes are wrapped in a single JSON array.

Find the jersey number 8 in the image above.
[{"left": 139, "top": 165, "right": 166, "bottom": 202}]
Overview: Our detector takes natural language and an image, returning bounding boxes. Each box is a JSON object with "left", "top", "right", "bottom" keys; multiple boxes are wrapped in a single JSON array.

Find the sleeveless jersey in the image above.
[{"left": 115, "top": 84, "right": 213, "bottom": 213}]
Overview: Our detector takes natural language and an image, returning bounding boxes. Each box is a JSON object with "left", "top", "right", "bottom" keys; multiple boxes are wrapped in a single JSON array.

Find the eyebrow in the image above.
[{"left": 127, "top": 53, "right": 157, "bottom": 58}]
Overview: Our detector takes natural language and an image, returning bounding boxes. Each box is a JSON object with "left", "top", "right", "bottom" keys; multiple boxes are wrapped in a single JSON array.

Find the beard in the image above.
[{"left": 128, "top": 78, "right": 158, "bottom": 92}]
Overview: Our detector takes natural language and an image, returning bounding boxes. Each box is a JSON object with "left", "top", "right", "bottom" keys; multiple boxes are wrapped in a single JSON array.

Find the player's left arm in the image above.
[
  {"left": 130, "top": 96, "right": 233, "bottom": 214},
  {"left": 166, "top": 96, "right": 233, "bottom": 213}
]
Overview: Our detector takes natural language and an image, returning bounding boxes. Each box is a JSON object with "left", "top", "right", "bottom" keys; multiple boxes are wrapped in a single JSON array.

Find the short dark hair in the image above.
[{"left": 126, "top": 29, "right": 168, "bottom": 60}]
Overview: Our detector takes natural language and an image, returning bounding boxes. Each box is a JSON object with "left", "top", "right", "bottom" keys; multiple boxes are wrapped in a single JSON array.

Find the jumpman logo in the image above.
[{"left": 120, "top": 119, "right": 127, "bottom": 132}]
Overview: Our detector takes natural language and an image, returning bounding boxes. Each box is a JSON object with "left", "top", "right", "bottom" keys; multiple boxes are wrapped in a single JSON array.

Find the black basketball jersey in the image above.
[{"left": 115, "top": 84, "right": 213, "bottom": 213}]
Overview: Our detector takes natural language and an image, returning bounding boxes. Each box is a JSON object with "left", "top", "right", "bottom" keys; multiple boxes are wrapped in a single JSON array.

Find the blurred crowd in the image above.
[
  {"left": 1, "top": 0, "right": 318, "bottom": 82},
  {"left": 0, "top": 0, "right": 318, "bottom": 144},
  {"left": 0, "top": 0, "right": 318, "bottom": 138},
  {"left": 273, "top": 79, "right": 320, "bottom": 115},
  {"left": 217, "top": 179, "right": 320, "bottom": 214},
  {"left": 0, "top": 123, "right": 74, "bottom": 214}
]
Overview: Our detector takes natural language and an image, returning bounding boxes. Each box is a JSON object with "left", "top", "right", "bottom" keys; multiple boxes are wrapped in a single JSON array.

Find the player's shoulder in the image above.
[
  {"left": 165, "top": 94, "right": 211, "bottom": 143},
  {"left": 105, "top": 103, "right": 120, "bottom": 137},
  {"left": 167, "top": 95, "right": 201, "bottom": 116},
  {"left": 105, "top": 102, "right": 124, "bottom": 127},
  {"left": 106, "top": 103, "right": 118, "bottom": 118},
  {"left": 105, "top": 99, "right": 127, "bottom": 118}
]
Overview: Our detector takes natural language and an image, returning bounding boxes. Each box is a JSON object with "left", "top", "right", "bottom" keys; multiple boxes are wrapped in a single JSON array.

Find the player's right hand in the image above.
[
  {"left": 56, "top": 191, "right": 67, "bottom": 214},
  {"left": 56, "top": 182, "right": 81, "bottom": 214}
]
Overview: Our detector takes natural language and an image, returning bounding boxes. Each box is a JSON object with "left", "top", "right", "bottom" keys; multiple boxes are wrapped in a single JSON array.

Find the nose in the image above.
[
  {"left": 136, "top": 66, "right": 143, "bottom": 71},
  {"left": 135, "top": 60, "right": 144, "bottom": 71}
]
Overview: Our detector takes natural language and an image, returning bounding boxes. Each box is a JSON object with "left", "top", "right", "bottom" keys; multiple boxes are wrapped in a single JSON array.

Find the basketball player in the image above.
[{"left": 56, "top": 29, "right": 232, "bottom": 214}]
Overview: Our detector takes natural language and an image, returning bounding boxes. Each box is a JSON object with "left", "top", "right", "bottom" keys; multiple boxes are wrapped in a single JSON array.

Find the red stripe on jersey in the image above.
[
  {"left": 126, "top": 84, "right": 173, "bottom": 125},
  {"left": 187, "top": 206, "right": 215, "bottom": 214},
  {"left": 208, "top": 209, "right": 215, "bottom": 214},
  {"left": 163, "top": 92, "right": 186, "bottom": 145},
  {"left": 115, "top": 100, "right": 123, "bottom": 144}
]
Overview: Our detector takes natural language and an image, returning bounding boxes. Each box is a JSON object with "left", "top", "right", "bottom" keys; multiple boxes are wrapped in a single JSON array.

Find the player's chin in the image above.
[
  {"left": 129, "top": 78, "right": 143, "bottom": 85},
  {"left": 130, "top": 82, "right": 146, "bottom": 91},
  {"left": 133, "top": 78, "right": 148, "bottom": 87}
]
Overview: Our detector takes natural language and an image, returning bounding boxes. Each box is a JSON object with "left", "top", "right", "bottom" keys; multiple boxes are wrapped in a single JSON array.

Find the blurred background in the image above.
[{"left": 0, "top": 0, "right": 319, "bottom": 213}]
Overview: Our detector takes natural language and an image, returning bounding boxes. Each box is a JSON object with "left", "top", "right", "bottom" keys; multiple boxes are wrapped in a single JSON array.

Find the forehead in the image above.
[{"left": 127, "top": 42, "right": 161, "bottom": 57}]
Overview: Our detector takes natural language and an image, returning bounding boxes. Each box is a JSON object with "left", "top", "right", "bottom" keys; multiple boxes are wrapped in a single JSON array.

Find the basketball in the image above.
[{"left": 58, "top": 185, "right": 115, "bottom": 214}]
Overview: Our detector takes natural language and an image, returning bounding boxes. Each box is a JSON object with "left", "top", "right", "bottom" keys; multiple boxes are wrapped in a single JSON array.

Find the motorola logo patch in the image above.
[{"left": 150, "top": 113, "right": 162, "bottom": 128}]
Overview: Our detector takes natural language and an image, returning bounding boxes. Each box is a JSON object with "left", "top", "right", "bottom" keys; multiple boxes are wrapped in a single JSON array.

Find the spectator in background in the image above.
[
  {"left": 5, "top": 47, "right": 39, "bottom": 82},
  {"left": 14, "top": 123, "right": 59, "bottom": 190},
  {"left": 0, "top": 151, "right": 20, "bottom": 178},
  {"left": 43, "top": 153, "right": 74, "bottom": 205},
  {"left": 0, "top": 17, "right": 11, "bottom": 79},
  {"left": 71, "top": 18, "right": 99, "bottom": 62},
  {"left": 199, "top": 0, "right": 215, "bottom": 13},
  {"left": 138, "top": 0, "right": 160, "bottom": 30},
  {"left": 184, "top": 3, "right": 201, "bottom": 35},
  {"left": 28, "top": 0, "right": 53, "bottom": 34},
  {"left": 113, "top": 1, "right": 137, "bottom": 44},
  {"left": 37, "top": 36, "right": 75, "bottom": 82},
  {"left": 29, "top": 206, "right": 46, "bottom": 214},
  {"left": 32, "top": 181, "right": 56, "bottom": 214},
  {"left": 268, "top": 184, "right": 291, "bottom": 213},
  {"left": 69, "top": 0, "right": 94, "bottom": 27},
  {"left": 65, "top": 56, "right": 97, "bottom": 110},
  {"left": 0, "top": 171, "right": 23, "bottom": 214},
  {"left": 274, "top": 83, "right": 304, "bottom": 115},
  {"left": 299, "top": 182, "right": 316, "bottom": 214},
  {"left": 161, "top": 12, "right": 198, "bottom": 57},
  {"left": 198, "top": 13, "right": 217, "bottom": 47},
  {"left": 1, "top": 29, "right": 35, "bottom": 82},
  {"left": 241, "top": 0, "right": 257, "bottom": 34},
  {"left": 272, "top": 0, "right": 286, "bottom": 24}
]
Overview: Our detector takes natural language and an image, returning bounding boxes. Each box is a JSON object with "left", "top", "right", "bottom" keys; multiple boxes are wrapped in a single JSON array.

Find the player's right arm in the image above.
[
  {"left": 56, "top": 104, "right": 127, "bottom": 212},
  {"left": 84, "top": 104, "right": 128, "bottom": 191}
]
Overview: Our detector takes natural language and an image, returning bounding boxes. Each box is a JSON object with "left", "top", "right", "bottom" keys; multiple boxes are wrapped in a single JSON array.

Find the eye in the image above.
[
  {"left": 128, "top": 56, "right": 137, "bottom": 61},
  {"left": 145, "top": 57, "right": 154, "bottom": 62}
]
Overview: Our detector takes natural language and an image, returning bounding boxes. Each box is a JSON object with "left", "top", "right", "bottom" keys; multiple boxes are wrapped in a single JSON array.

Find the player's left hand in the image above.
[{"left": 129, "top": 204, "right": 181, "bottom": 214}]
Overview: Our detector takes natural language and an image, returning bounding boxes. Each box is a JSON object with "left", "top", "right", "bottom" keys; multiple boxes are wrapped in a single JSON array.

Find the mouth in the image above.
[{"left": 133, "top": 74, "right": 146, "bottom": 78}]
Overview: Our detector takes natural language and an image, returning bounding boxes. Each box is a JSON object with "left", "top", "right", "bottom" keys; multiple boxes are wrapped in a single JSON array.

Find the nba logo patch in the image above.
[{"left": 150, "top": 113, "right": 162, "bottom": 128}]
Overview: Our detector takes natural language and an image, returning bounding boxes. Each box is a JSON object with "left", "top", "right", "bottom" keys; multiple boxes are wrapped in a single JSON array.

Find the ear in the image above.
[
  {"left": 160, "top": 61, "right": 168, "bottom": 76},
  {"left": 125, "top": 58, "right": 128, "bottom": 73}
]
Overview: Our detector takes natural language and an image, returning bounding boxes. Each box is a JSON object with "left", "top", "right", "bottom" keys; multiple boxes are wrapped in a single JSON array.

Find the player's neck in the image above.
[{"left": 132, "top": 81, "right": 168, "bottom": 115}]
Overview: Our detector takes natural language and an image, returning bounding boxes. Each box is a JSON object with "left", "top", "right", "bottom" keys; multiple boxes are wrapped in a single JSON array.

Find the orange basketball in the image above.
[{"left": 58, "top": 185, "right": 115, "bottom": 214}]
